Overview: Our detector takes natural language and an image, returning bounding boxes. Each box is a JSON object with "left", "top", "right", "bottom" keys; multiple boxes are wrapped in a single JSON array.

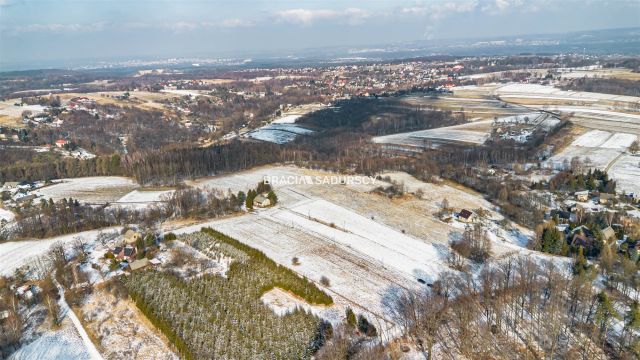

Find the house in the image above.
[
  {"left": 0, "top": 310, "right": 9, "bottom": 321},
  {"left": 575, "top": 190, "right": 589, "bottom": 202},
  {"left": 129, "top": 258, "right": 150, "bottom": 271},
  {"left": 571, "top": 234, "right": 594, "bottom": 249},
  {"left": 17, "top": 181, "right": 32, "bottom": 190},
  {"left": 112, "top": 245, "right": 137, "bottom": 261},
  {"left": 458, "top": 209, "right": 475, "bottom": 223},
  {"left": 55, "top": 139, "right": 68, "bottom": 148},
  {"left": 253, "top": 194, "right": 271, "bottom": 208},
  {"left": 601, "top": 226, "right": 616, "bottom": 241},
  {"left": 571, "top": 225, "right": 592, "bottom": 237},
  {"left": 124, "top": 230, "right": 142, "bottom": 245},
  {"left": 598, "top": 193, "right": 615, "bottom": 205},
  {"left": 551, "top": 210, "right": 577, "bottom": 224}
]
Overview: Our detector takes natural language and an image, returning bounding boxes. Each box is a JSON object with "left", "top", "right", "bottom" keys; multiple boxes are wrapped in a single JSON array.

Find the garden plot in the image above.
[{"left": 35, "top": 177, "right": 138, "bottom": 203}]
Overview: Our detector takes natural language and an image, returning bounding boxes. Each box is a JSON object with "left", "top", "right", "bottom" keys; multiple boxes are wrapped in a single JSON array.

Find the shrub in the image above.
[
  {"left": 345, "top": 307, "right": 356, "bottom": 328},
  {"left": 357, "top": 315, "right": 377, "bottom": 337}
]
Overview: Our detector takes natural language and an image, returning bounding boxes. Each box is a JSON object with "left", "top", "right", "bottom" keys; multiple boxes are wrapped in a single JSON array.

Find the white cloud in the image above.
[
  {"left": 480, "top": 0, "right": 537, "bottom": 14},
  {"left": 275, "top": 9, "right": 339, "bottom": 25},
  {"left": 274, "top": 7, "right": 370, "bottom": 26},
  {"left": 219, "top": 18, "right": 254, "bottom": 28},
  {"left": 399, "top": 1, "right": 479, "bottom": 20}
]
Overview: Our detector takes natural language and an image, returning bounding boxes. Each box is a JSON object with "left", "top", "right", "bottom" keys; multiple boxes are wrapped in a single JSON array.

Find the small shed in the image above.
[
  {"left": 598, "top": 193, "right": 615, "bottom": 205},
  {"left": 575, "top": 190, "right": 589, "bottom": 202},
  {"left": 458, "top": 209, "right": 475, "bottom": 223},
  {"left": 129, "top": 258, "right": 150, "bottom": 271},
  {"left": 124, "top": 230, "right": 142, "bottom": 245},
  {"left": 601, "top": 226, "right": 616, "bottom": 241},
  {"left": 253, "top": 194, "right": 271, "bottom": 208}
]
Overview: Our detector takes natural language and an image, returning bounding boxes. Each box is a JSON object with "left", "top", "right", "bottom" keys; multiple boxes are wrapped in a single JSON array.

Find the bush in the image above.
[
  {"left": 345, "top": 308, "right": 356, "bottom": 328},
  {"left": 357, "top": 315, "right": 377, "bottom": 337},
  {"left": 164, "top": 232, "right": 177, "bottom": 241},
  {"left": 320, "top": 276, "right": 331, "bottom": 287}
]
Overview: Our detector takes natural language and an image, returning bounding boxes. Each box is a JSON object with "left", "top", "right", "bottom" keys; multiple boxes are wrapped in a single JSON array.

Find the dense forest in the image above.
[
  {"left": 1, "top": 187, "right": 243, "bottom": 240},
  {"left": 125, "top": 229, "right": 332, "bottom": 359},
  {"left": 378, "top": 254, "right": 640, "bottom": 359},
  {"left": 561, "top": 77, "right": 640, "bottom": 97},
  {"left": 298, "top": 97, "right": 467, "bottom": 136}
]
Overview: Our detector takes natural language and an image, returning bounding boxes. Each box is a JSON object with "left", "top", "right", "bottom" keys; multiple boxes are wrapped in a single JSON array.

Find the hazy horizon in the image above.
[{"left": 1, "top": 0, "right": 639, "bottom": 70}]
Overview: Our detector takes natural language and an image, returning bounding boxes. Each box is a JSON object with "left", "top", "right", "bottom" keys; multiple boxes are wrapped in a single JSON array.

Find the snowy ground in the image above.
[
  {"left": 80, "top": 288, "right": 178, "bottom": 360},
  {"left": 261, "top": 288, "right": 338, "bottom": 321},
  {"left": 0, "top": 227, "right": 121, "bottom": 277},
  {"left": 169, "top": 166, "right": 556, "bottom": 333},
  {"left": 34, "top": 177, "right": 139, "bottom": 203},
  {"left": 0, "top": 207, "right": 15, "bottom": 222},
  {"left": 271, "top": 114, "right": 302, "bottom": 124},
  {"left": 495, "top": 83, "right": 640, "bottom": 104},
  {"left": 160, "top": 89, "right": 208, "bottom": 98},
  {"left": 544, "top": 130, "right": 639, "bottom": 194},
  {"left": 8, "top": 323, "right": 95, "bottom": 360},
  {"left": 245, "top": 124, "right": 314, "bottom": 144},
  {"left": 373, "top": 122, "right": 489, "bottom": 148},
  {"left": 608, "top": 154, "right": 640, "bottom": 196},
  {"left": 111, "top": 189, "right": 174, "bottom": 210}
]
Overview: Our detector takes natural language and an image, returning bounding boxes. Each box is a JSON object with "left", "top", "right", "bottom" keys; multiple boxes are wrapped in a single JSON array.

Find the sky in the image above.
[{"left": 1, "top": 0, "right": 639, "bottom": 69}]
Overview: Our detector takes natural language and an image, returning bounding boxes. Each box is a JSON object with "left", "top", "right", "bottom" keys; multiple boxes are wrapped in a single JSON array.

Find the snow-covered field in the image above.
[
  {"left": 608, "top": 154, "right": 640, "bottom": 196},
  {"left": 34, "top": 177, "right": 138, "bottom": 203},
  {"left": 245, "top": 124, "right": 314, "bottom": 144},
  {"left": 261, "top": 288, "right": 335, "bottom": 320},
  {"left": 271, "top": 114, "right": 302, "bottom": 124},
  {"left": 278, "top": 198, "right": 445, "bottom": 282},
  {"left": 0, "top": 207, "right": 15, "bottom": 222},
  {"left": 545, "top": 130, "right": 639, "bottom": 194},
  {"left": 170, "top": 166, "right": 551, "bottom": 329},
  {"left": 495, "top": 83, "right": 640, "bottom": 104},
  {"left": 111, "top": 189, "right": 174, "bottom": 210},
  {"left": 0, "top": 228, "right": 121, "bottom": 277},
  {"left": 8, "top": 323, "right": 95, "bottom": 360},
  {"left": 160, "top": 89, "right": 208, "bottom": 98},
  {"left": 80, "top": 288, "right": 177, "bottom": 360},
  {"left": 373, "top": 124, "right": 489, "bottom": 148}
]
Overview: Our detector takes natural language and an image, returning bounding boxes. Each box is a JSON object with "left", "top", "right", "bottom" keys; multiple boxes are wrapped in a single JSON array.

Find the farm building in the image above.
[
  {"left": 55, "top": 139, "right": 68, "bottom": 148},
  {"left": 575, "top": 191, "right": 589, "bottom": 202},
  {"left": 129, "top": 258, "right": 150, "bottom": 271},
  {"left": 253, "top": 194, "right": 271, "bottom": 208},
  {"left": 124, "top": 230, "right": 142, "bottom": 245},
  {"left": 458, "top": 209, "right": 475, "bottom": 223}
]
